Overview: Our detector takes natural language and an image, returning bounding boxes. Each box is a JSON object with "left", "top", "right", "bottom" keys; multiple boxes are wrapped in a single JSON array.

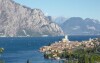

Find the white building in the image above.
[{"left": 62, "top": 35, "right": 69, "bottom": 42}]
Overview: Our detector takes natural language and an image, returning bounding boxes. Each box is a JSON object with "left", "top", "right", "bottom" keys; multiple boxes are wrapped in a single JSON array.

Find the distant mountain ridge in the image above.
[
  {"left": 61, "top": 17, "right": 100, "bottom": 35},
  {"left": 47, "top": 16, "right": 100, "bottom": 35},
  {"left": 47, "top": 16, "right": 67, "bottom": 25},
  {"left": 0, "top": 0, "right": 64, "bottom": 37}
]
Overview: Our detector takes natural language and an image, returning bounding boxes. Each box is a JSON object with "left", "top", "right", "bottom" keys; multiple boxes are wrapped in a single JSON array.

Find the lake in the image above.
[{"left": 0, "top": 35, "right": 100, "bottom": 63}]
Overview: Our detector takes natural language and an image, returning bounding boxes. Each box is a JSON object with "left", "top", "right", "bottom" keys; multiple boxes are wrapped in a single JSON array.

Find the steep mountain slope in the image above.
[
  {"left": 47, "top": 16, "right": 67, "bottom": 25},
  {"left": 53, "top": 17, "right": 67, "bottom": 25},
  {"left": 0, "top": 0, "right": 64, "bottom": 37},
  {"left": 61, "top": 17, "right": 100, "bottom": 35}
]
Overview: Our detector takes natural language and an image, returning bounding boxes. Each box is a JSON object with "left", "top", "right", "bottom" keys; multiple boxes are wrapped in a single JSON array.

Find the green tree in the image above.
[
  {"left": 0, "top": 48, "right": 4, "bottom": 54},
  {"left": 84, "top": 54, "right": 89, "bottom": 63},
  {"left": 0, "top": 60, "right": 5, "bottom": 63},
  {"left": 90, "top": 56, "right": 94, "bottom": 63}
]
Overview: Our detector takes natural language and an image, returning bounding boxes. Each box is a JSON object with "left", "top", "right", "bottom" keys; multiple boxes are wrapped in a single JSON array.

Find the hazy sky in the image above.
[{"left": 14, "top": 0, "right": 100, "bottom": 20}]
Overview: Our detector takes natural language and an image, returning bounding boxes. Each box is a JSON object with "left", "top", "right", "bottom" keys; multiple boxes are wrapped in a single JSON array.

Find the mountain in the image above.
[
  {"left": 0, "top": 0, "right": 64, "bottom": 37},
  {"left": 47, "top": 16, "right": 67, "bottom": 25},
  {"left": 53, "top": 17, "right": 67, "bottom": 25},
  {"left": 61, "top": 17, "right": 100, "bottom": 35}
]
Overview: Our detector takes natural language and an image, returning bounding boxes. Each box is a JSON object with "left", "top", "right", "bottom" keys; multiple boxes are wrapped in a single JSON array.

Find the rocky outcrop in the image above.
[
  {"left": 0, "top": 0, "right": 64, "bottom": 37},
  {"left": 47, "top": 16, "right": 67, "bottom": 25}
]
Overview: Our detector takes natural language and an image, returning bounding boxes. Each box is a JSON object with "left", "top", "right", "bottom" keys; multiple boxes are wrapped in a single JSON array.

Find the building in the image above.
[{"left": 62, "top": 35, "right": 69, "bottom": 43}]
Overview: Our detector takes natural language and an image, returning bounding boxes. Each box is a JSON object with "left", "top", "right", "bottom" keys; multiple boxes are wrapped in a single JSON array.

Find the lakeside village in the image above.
[{"left": 40, "top": 36, "right": 100, "bottom": 63}]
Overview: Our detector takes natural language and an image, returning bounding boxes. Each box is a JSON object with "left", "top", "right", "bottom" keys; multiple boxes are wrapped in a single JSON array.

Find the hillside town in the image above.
[{"left": 40, "top": 36, "right": 100, "bottom": 61}]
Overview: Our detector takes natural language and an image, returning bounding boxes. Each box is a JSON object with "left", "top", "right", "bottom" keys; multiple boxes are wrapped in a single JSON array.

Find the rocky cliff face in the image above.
[
  {"left": 47, "top": 16, "right": 67, "bottom": 25},
  {"left": 0, "top": 0, "right": 64, "bottom": 37}
]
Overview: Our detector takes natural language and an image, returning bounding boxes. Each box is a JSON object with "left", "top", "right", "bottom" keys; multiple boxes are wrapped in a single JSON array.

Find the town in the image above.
[{"left": 40, "top": 36, "right": 100, "bottom": 63}]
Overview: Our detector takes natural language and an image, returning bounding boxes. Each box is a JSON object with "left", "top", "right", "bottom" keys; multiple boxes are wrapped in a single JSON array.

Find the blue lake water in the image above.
[{"left": 0, "top": 35, "right": 100, "bottom": 63}]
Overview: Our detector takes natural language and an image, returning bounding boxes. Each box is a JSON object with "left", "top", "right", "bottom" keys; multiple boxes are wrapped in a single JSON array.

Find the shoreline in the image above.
[{"left": 40, "top": 36, "right": 100, "bottom": 61}]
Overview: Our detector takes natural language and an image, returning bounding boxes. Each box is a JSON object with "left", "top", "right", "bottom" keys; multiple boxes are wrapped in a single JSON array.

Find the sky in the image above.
[{"left": 14, "top": 0, "right": 100, "bottom": 20}]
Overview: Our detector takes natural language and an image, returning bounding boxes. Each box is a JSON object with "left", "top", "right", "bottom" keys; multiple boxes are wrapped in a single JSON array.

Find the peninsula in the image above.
[{"left": 40, "top": 36, "right": 100, "bottom": 63}]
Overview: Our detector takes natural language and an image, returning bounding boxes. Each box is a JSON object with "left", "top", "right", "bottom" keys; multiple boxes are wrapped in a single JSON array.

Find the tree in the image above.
[
  {"left": 90, "top": 55, "right": 94, "bottom": 63},
  {"left": 0, "top": 48, "right": 4, "bottom": 54},
  {"left": 84, "top": 54, "right": 89, "bottom": 63},
  {"left": 0, "top": 60, "right": 5, "bottom": 63}
]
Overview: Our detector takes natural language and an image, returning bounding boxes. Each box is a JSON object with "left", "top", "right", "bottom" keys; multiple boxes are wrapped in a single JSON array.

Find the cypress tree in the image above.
[{"left": 84, "top": 54, "right": 89, "bottom": 63}]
